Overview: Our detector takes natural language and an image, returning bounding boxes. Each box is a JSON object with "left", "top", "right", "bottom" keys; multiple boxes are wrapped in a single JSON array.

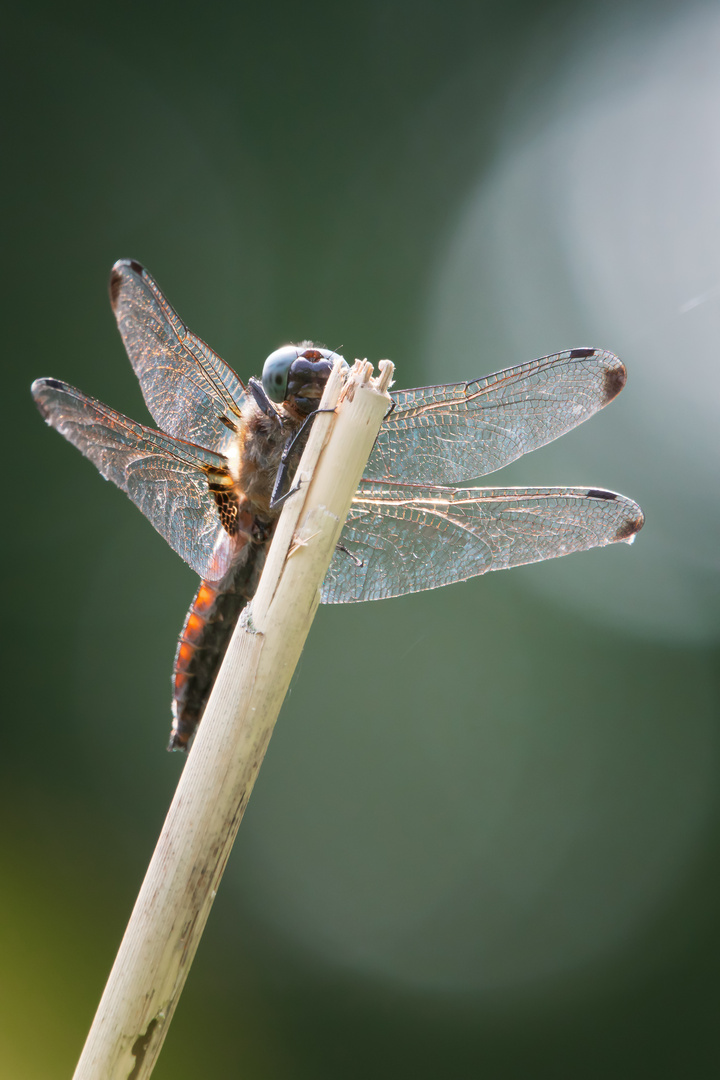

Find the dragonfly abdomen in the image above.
[{"left": 169, "top": 523, "right": 275, "bottom": 752}]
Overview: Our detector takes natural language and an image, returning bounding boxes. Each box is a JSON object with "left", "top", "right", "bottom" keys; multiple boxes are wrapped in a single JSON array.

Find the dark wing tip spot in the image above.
[
  {"left": 32, "top": 376, "right": 66, "bottom": 396},
  {"left": 569, "top": 347, "right": 597, "bottom": 359},
  {"left": 31, "top": 377, "right": 65, "bottom": 419},
  {"left": 616, "top": 511, "right": 644, "bottom": 541},
  {"left": 109, "top": 258, "right": 146, "bottom": 308},
  {"left": 602, "top": 359, "right": 627, "bottom": 402},
  {"left": 108, "top": 267, "right": 122, "bottom": 308},
  {"left": 587, "top": 488, "right": 617, "bottom": 501}
]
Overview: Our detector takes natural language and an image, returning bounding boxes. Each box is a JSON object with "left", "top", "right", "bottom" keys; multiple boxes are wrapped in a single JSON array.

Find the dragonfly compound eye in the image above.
[
  {"left": 262, "top": 345, "right": 300, "bottom": 403},
  {"left": 284, "top": 351, "right": 350, "bottom": 414}
]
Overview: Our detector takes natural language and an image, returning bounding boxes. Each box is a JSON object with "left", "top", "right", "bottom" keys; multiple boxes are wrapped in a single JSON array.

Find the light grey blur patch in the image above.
[{"left": 423, "top": 1, "right": 720, "bottom": 645}]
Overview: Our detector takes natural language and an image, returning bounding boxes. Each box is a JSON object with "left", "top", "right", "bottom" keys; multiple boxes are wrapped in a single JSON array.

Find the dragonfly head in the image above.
[{"left": 262, "top": 344, "right": 347, "bottom": 414}]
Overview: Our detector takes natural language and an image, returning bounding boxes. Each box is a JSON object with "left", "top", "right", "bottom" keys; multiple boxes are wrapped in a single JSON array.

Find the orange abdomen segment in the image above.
[{"left": 168, "top": 525, "right": 274, "bottom": 752}]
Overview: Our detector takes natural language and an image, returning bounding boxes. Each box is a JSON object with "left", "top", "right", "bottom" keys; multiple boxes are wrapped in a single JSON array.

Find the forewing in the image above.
[
  {"left": 32, "top": 378, "right": 234, "bottom": 581},
  {"left": 109, "top": 259, "right": 247, "bottom": 455},
  {"left": 366, "top": 349, "right": 627, "bottom": 484},
  {"left": 322, "top": 480, "right": 644, "bottom": 603}
]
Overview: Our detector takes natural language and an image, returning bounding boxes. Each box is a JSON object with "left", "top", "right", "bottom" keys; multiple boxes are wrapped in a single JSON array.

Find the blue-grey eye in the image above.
[{"left": 262, "top": 345, "right": 299, "bottom": 403}]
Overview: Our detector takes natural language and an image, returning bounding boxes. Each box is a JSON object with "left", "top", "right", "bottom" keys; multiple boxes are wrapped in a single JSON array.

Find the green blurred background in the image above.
[{"left": 3, "top": 0, "right": 719, "bottom": 1076}]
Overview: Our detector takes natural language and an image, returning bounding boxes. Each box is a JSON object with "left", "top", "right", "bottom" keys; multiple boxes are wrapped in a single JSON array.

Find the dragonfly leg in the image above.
[
  {"left": 335, "top": 542, "right": 364, "bottom": 567},
  {"left": 281, "top": 406, "right": 337, "bottom": 463},
  {"left": 269, "top": 450, "right": 303, "bottom": 509},
  {"left": 269, "top": 407, "right": 337, "bottom": 510},
  {"left": 248, "top": 377, "right": 282, "bottom": 423}
]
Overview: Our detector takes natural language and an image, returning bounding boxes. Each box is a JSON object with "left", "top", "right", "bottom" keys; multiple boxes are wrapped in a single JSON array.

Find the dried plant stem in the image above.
[{"left": 71, "top": 358, "right": 394, "bottom": 1080}]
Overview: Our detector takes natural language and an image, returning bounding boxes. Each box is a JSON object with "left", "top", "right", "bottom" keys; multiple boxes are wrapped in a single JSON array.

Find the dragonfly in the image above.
[{"left": 32, "top": 260, "right": 644, "bottom": 750}]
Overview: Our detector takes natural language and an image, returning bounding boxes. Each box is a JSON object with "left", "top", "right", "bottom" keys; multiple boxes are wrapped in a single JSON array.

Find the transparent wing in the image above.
[
  {"left": 322, "top": 480, "right": 644, "bottom": 603},
  {"left": 365, "top": 349, "right": 627, "bottom": 484},
  {"left": 109, "top": 259, "right": 247, "bottom": 455},
  {"left": 32, "top": 378, "right": 235, "bottom": 581}
]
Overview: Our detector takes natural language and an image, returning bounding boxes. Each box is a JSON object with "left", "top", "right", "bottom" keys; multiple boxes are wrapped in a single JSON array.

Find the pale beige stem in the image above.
[{"left": 71, "top": 357, "right": 394, "bottom": 1080}]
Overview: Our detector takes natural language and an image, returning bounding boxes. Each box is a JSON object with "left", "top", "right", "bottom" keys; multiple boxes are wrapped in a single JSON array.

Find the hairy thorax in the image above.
[{"left": 227, "top": 398, "right": 303, "bottom": 518}]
